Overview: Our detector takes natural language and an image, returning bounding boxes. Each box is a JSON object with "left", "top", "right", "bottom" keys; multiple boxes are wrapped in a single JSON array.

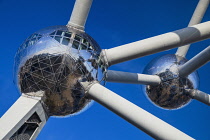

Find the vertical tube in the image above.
[
  {"left": 82, "top": 82, "right": 194, "bottom": 140},
  {"left": 176, "top": 0, "right": 210, "bottom": 57},
  {"left": 68, "top": 0, "right": 93, "bottom": 30},
  {"left": 179, "top": 46, "right": 210, "bottom": 77}
]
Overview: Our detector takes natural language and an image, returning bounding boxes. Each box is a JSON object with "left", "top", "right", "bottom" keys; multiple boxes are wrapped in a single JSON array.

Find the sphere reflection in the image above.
[
  {"left": 14, "top": 25, "right": 105, "bottom": 116},
  {"left": 143, "top": 54, "right": 199, "bottom": 110}
]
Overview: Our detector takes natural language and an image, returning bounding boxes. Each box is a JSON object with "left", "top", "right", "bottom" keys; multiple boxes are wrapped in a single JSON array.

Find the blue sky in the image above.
[{"left": 0, "top": 0, "right": 210, "bottom": 139}]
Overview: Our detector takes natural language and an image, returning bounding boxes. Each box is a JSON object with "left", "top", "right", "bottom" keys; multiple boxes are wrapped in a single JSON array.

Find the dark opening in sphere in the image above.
[
  {"left": 14, "top": 25, "right": 105, "bottom": 116},
  {"left": 143, "top": 54, "right": 199, "bottom": 110}
]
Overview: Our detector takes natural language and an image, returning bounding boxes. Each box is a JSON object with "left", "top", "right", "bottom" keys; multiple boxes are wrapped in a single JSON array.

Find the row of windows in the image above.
[
  {"left": 19, "top": 33, "right": 42, "bottom": 52},
  {"left": 72, "top": 40, "right": 93, "bottom": 51},
  {"left": 50, "top": 30, "right": 89, "bottom": 45},
  {"left": 19, "top": 30, "right": 96, "bottom": 53},
  {"left": 50, "top": 30, "right": 72, "bottom": 38},
  {"left": 50, "top": 30, "right": 94, "bottom": 52}
]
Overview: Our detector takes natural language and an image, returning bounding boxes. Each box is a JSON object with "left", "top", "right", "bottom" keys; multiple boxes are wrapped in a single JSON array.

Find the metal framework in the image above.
[{"left": 0, "top": 0, "right": 210, "bottom": 140}]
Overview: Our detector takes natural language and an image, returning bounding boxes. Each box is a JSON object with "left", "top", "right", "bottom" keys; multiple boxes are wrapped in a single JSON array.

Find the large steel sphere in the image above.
[
  {"left": 14, "top": 25, "right": 105, "bottom": 117},
  {"left": 143, "top": 54, "right": 199, "bottom": 110}
]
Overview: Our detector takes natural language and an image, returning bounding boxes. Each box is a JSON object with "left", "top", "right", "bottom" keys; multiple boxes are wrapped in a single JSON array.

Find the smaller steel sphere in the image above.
[
  {"left": 14, "top": 25, "right": 106, "bottom": 117},
  {"left": 143, "top": 54, "right": 199, "bottom": 110}
]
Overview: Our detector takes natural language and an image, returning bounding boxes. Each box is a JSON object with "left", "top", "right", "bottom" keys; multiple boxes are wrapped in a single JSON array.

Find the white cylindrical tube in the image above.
[
  {"left": 82, "top": 82, "right": 194, "bottom": 140},
  {"left": 68, "top": 0, "right": 93, "bottom": 30},
  {"left": 103, "top": 21, "right": 210, "bottom": 66},
  {"left": 185, "top": 89, "right": 210, "bottom": 106},
  {"left": 176, "top": 0, "right": 210, "bottom": 57},
  {"left": 179, "top": 46, "right": 210, "bottom": 77},
  {"left": 106, "top": 70, "right": 161, "bottom": 85}
]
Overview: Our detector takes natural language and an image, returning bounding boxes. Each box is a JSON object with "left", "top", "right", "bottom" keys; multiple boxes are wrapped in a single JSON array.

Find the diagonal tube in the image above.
[
  {"left": 106, "top": 70, "right": 161, "bottom": 85},
  {"left": 176, "top": 0, "right": 210, "bottom": 57},
  {"left": 179, "top": 45, "right": 210, "bottom": 77},
  {"left": 184, "top": 89, "right": 210, "bottom": 106},
  {"left": 68, "top": 0, "right": 93, "bottom": 30},
  {"left": 0, "top": 95, "right": 48, "bottom": 140},
  {"left": 81, "top": 82, "right": 194, "bottom": 140},
  {"left": 102, "top": 21, "right": 210, "bottom": 66}
]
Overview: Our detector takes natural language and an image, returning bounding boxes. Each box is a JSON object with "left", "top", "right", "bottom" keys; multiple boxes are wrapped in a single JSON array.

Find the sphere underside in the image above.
[
  {"left": 14, "top": 25, "right": 104, "bottom": 116},
  {"left": 146, "top": 70, "right": 193, "bottom": 109},
  {"left": 143, "top": 54, "right": 199, "bottom": 110}
]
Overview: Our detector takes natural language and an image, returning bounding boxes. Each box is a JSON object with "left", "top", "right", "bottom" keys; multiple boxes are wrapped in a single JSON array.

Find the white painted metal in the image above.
[
  {"left": 106, "top": 70, "right": 161, "bottom": 85},
  {"left": 185, "top": 89, "right": 210, "bottom": 106},
  {"left": 68, "top": 0, "right": 93, "bottom": 30},
  {"left": 179, "top": 45, "right": 210, "bottom": 77},
  {"left": 102, "top": 21, "right": 210, "bottom": 66},
  {"left": 0, "top": 95, "right": 48, "bottom": 140},
  {"left": 176, "top": 0, "right": 210, "bottom": 57},
  {"left": 81, "top": 82, "right": 194, "bottom": 140}
]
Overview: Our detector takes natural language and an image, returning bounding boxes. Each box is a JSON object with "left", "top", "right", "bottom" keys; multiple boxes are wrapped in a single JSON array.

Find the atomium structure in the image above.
[
  {"left": 143, "top": 54, "right": 199, "bottom": 109},
  {"left": 0, "top": 0, "right": 210, "bottom": 140},
  {"left": 14, "top": 25, "right": 104, "bottom": 116}
]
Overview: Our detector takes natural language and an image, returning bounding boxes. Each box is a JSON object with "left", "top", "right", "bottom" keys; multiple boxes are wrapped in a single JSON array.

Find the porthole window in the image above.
[
  {"left": 74, "top": 35, "right": 82, "bottom": 42},
  {"left": 62, "top": 38, "right": 70, "bottom": 45},
  {"left": 82, "top": 39, "right": 89, "bottom": 46},
  {"left": 64, "top": 32, "right": 71, "bottom": 38},
  {"left": 80, "top": 44, "right": 87, "bottom": 50},
  {"left": 54, "top": 36, "right": 62, "bottom": 43},
  {"left": 72, "top": 41, "right": 79, "bottom": 49}
]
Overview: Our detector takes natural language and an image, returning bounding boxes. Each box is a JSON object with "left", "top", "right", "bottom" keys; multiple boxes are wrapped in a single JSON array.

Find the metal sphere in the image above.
[
  {"left": 14, "top": 25, "right": 105, "bottom": 117},
  {"left": 143, "top": 54, "right": 199, "bottom": 110}
]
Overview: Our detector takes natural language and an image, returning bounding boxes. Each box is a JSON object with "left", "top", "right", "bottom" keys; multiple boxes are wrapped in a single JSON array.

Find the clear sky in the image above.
[{"left": 0, "top": 0, "right": 210, "bottom": 139}]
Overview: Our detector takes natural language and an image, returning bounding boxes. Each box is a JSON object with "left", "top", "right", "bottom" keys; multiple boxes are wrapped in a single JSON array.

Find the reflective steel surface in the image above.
[
  {"left": 143, "top": 54, "right": 199, "bottom": 110},
  {"left": 14, "top": 25, "right": 105, "bottom": 116}
]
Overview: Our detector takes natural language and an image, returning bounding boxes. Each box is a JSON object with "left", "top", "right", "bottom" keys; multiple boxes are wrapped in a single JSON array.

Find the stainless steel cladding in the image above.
[
  {"left": 143, "top": 54, "right": 199, "bottom": 110},
  {"left": 14, "top": 25, "right": 105, "bottom": 117}
]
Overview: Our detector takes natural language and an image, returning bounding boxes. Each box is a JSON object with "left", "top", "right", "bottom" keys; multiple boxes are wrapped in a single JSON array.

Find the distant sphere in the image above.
[
  {"left": 14, "top": 25, "right": 105, "bottom": 116},
  {"left": 143, "top": 54, "right": 199, "bottom": 110}
]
